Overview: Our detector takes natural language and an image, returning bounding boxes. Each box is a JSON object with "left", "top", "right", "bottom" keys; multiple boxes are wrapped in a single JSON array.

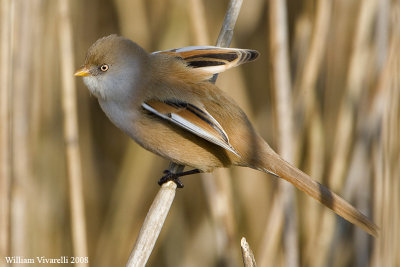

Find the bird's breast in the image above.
[{"left": 98, "top": 99, "right": 140, "bottom": 138}]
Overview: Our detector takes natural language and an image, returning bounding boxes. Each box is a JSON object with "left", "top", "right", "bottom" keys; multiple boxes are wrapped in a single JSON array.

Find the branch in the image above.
[
  {"left": 216, "top": 0, "right": 243, "bottom": 47},
  {"left": 126, "top": 163, "right": 183, "bottom": 266},
  {"left": 211, "top": 0, "right": 243, "bottom": 83}
]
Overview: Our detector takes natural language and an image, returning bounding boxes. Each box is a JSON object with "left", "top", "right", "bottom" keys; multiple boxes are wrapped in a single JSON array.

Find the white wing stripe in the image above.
[
  {"left": 142, "top": 103, "right": 240, "bottom": 157},
  {"left": 170, "top": 114, "right": 240, "bottom": 156}
]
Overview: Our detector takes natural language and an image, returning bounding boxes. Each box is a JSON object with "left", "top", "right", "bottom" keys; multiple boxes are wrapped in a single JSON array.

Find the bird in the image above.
[{"left": 75, "top": 34, "right": 378, "bottom": 237}]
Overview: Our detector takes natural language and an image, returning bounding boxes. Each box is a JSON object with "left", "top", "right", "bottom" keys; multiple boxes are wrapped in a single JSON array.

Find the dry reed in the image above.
[
  {"left": 258, "top": 0, "right": 298, "bottom": 266},
  {"left": 58, "top": 0, "right": 88, "bottom": 264},
  {"left": 2, "top": 0, "right": 399, "bottom": 266},
  {"left": 0, "top": 0, "right": 12, "bottom": 263}
]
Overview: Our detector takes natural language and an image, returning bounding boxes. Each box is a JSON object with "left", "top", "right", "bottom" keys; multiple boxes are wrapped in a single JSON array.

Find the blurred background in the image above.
[{"left": 1, "top": 0, "right": 399, "bottom": 266}]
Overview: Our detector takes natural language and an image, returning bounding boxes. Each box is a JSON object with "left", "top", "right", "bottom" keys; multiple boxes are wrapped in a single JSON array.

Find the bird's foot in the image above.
[
  {"left": 158, "top": 170, "right": 185, "bottom": 188},
  {"left": 158, "top": 169, "right": 201, "bottom": 188}
]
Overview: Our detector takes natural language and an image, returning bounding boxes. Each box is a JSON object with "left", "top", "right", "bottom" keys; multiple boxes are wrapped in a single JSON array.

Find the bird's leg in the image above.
[{"left": 158, "top": 169, "right": 201, "bottom": 188}]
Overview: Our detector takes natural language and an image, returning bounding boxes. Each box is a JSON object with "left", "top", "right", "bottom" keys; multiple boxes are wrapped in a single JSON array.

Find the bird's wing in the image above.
[
  {"left": 153, "top": 46, "right": 259, "bottom": 75},
  {"left": 142, "top": 100, "right": 240, "bottom": 156}
]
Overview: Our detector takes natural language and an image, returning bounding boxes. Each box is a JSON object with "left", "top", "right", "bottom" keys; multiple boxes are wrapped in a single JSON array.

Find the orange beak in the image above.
[{"left": 74, "top": 66, "right": 91, "bottom": 77}]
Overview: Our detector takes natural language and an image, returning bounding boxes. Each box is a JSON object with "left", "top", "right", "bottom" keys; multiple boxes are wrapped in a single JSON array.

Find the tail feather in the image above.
[
  {"left": 259, "top": 145, "right": 378, "bottom": 237},
  {"left": 154, "top": 46, "right": 259, "bottom": 75}
]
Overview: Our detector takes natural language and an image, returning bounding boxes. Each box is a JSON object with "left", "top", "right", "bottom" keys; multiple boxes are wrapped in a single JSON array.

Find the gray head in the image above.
[{"left": 75, "top": 35, "right": 148, "bottom": 100}]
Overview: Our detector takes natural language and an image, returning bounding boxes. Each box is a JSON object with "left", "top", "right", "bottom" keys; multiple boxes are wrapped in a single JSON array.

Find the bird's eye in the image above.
[{"left": 100, "top": 64, "right": 109, "bottom": 72}]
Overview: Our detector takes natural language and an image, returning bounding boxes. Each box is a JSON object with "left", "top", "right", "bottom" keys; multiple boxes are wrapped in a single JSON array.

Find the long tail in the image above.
[{"left": 256, "top": 142, "right": 378, "bottom": 237}]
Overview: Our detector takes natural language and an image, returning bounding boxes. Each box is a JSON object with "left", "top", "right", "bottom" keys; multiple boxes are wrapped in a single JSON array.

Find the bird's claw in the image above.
[{"left": 158, "top": 170, "right": 184, "bottom": 188}]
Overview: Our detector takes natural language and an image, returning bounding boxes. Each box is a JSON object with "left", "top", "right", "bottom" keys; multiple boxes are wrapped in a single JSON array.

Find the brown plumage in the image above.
[{"left": 75, "top": 35, "right": 378, "bottom": 237}]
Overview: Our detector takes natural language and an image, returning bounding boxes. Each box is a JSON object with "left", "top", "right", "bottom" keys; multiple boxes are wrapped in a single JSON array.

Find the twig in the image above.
[
  {"left": 215, "top": 0, "right": 243, "bottom": 47},
  {"left": 126, "top": 162, "right": 183, "bottom": 267},
  {"left": 241, "top": 237, "right": 257, "bottom": 267},
  {"left": 126, "top": 170, "right": 180, "bottom": 267},
  {"left": 58, "top": 0, "right": 88, "bottom": 264},
  {"left": 126, "top": 1, "right": 244, "bottom": 266},
  {"left": 210, "top": 0, "right": 242, "bottom": 83}
]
